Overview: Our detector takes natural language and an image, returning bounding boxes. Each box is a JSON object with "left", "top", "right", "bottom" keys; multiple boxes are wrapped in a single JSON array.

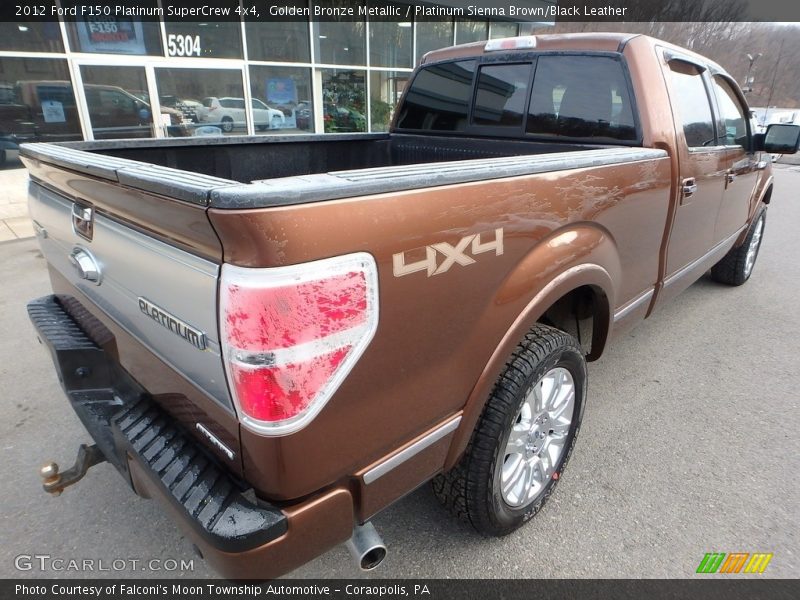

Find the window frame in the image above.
[{"left": 394, "top": 51, "right": 643, "bottom": 146}]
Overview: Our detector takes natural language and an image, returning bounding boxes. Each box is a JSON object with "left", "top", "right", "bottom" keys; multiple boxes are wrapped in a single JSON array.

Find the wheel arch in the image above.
[
  {"left": 737, "top": 178, "right": 772, "bottom": 246},
  {"left": 443, "top": 225, "right": 618, "bottom": 471}
]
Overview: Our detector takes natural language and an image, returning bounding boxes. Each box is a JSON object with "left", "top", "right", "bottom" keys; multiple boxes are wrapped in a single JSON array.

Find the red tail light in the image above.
[{"left": 220, "top": 253, "right": 379, "bottom": 435}]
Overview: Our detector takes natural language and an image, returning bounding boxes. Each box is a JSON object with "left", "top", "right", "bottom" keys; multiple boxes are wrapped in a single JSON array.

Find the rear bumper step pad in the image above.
[{"left": 27, "top": 295, "right": 287, "bottom": 553}]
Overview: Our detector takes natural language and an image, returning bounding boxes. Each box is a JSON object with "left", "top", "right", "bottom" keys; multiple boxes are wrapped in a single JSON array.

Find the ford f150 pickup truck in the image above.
[{"left": 21, "top": 33, "right": 800, "bottom": 579}]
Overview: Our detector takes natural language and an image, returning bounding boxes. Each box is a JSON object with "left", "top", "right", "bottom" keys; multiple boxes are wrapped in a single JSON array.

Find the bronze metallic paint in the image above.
[{"left": 210, "top": 157, "right": 672, "bottom": 499}]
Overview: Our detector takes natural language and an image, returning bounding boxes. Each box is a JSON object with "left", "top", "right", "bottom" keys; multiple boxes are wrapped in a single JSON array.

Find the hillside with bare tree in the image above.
[{"left": 537, "top": 21, "right": 800, "bottom": 108}]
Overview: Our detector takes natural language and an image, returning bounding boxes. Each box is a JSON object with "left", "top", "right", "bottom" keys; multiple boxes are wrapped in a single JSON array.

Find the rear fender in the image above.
[{"left": 444, "top": 225, "right": 618, "bottom": 470}]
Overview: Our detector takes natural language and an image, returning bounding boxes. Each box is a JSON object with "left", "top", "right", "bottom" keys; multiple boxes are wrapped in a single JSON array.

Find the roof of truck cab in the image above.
[{"left": 420, "top": 33, "right": 728, "bottom": 77}]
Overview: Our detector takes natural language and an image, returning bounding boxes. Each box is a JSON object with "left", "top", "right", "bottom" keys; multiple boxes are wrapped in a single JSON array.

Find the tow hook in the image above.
[{"left": 39, "top": 444, "right": 106, "bottom": 496}]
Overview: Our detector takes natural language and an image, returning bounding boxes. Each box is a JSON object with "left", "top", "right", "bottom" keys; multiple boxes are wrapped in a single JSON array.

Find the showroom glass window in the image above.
[
  {"left": 80, "top": 66, "right": 155, "bottom": 139},
  {"left": 65, "top": 2, "right": 162, "bottom": 56},
  {"left": 321, "top": 69, "right": 366, "bottom": 133},
  {"left": 370, "top": 71, "right": 409, "bottom": 132},
  {"left": 369, "top": 3, "right": 412, "bottom": 69},
  {"left": 0, "top": 1, "right": 64, "bottom": 53},
  {"left": 163, "top": 2, "right": 243, "bottom": 59},
  {"left": 0, "top": 58, "right": 81, "bottom": 142},
  {"left": 489, "top": 22, "right": 519, "bottom": 39},
  {"left": 155, "top": 68, "right": 244, "bottom": 136},
  {"left": 415, "top": 19, "right": 454, "bottom": 64},
  {"left": 313, "top": 1, "right": 366, "bottom": 66},
  {"left": 455, "top": 19, "right": 488, "bottom": 44},
  {"left": 249, "top": 66, "right": 313, "bottom": 134},
  {"left": 245, "top": 3, "right": 311, "bottom": 63}
]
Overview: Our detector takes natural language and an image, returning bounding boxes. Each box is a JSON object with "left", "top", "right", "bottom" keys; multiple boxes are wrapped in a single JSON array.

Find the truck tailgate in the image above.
[{"left": 24, "top": 157, "right": 243, "bottom": 470}]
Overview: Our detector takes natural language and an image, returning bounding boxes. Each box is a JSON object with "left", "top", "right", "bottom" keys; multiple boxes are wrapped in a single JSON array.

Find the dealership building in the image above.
[{"left": 0, "top": 1, "right": 555, "bottom": 143}]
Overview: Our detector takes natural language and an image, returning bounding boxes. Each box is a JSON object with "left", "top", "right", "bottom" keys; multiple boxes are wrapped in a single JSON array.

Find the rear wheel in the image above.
[
  {"left": 711, "top": 206, "right": 767, "bottom": 286},
  {"left": 220, "top": 116, "right": 234, "bottom": 133},
  {"left": 433, "top": 324, "right": 586, "bottom": 536}
]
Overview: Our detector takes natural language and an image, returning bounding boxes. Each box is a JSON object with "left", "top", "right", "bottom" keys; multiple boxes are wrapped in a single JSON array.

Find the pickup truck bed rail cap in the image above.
[
  {"left": 21, "top": 141, "right": 240, "bottom": 205},
  {"left": 21, "top": 141, "right": 667, "bottom": 210},
  {"left": 224, "top": 147, "right": 668, "bottom": 209},
  {"left": 20, "top": 134, "right": 390, "bottom": 206}
]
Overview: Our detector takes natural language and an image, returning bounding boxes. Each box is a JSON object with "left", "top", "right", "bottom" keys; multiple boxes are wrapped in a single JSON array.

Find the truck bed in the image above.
[{"left": 21, "top": 133, "right": 662, "bottom": 209}]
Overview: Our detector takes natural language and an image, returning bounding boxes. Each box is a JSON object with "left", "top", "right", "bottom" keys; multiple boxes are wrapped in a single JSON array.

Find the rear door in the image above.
[
  {"left": 709, "top": 74, "right": 760, "bottom": 241},
  {"left": 663, "top": 59, "right": 728, "bottom": 278}
]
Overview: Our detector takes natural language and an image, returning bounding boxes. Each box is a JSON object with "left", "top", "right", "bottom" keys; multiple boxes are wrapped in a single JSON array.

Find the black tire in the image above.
[
  {"left": 710, "top": 206, "right": 767, "bottom": 286},
  {"left": 220, "top": 117, "right": 234, "bottom": 133},
  {"left": 433, "top": 324, "right": 587, "bottom": 536}
]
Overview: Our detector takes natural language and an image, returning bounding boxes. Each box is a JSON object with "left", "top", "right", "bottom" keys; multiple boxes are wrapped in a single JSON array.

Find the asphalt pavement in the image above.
[{"left": 1, "top": 166, "right": 798, "bottom": 579}]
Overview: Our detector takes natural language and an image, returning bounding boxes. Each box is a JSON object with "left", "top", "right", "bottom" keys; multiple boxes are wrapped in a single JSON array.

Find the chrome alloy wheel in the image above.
[
  {"left": 744, "top": 215, "right": 764, "bottom": 279},
  {"left": 500, "top": 367, "right": 575, "bottom": 507}
]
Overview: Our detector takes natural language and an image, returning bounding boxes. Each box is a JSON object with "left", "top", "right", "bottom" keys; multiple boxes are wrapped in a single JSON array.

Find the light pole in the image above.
[
  {"left": 764, "top": 39, "right": 785, "bottom": 126},
  {"left": 743, "top": 52, "right": 762, "bottom": 95}
]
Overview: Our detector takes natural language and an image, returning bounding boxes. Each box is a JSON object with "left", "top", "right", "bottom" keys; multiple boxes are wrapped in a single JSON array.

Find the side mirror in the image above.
[{"left": 760, "top": 123, "right": 800, "bottom": 154}]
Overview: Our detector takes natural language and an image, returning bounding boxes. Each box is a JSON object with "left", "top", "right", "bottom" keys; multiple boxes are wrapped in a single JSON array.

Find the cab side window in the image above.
[
  {"left": 712, "top": 76, "right": 749, "bottom": 148},
  {"left": 668, "top": 62, "right": 715, "bottom": 148}
]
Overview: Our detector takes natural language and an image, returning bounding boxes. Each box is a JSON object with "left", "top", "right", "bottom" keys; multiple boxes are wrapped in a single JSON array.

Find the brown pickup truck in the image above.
[{"left": 21, "top": 33, "right": 800, "bottom": 579}]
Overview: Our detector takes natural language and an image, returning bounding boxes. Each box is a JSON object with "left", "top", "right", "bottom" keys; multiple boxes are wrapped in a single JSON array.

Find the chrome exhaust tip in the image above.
[{"left": 345, "top": 522, "right": 387, "bottom": 571}]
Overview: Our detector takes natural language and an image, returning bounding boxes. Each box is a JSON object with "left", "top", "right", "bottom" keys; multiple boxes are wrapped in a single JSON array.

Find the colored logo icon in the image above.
[{"left": 696, "top": 552, "right": 773, "bottom": 574}]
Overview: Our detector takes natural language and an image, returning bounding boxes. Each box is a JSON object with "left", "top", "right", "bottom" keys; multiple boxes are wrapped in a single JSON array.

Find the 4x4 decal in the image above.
[{"left": 393, "top": 228, "right": 504, "bottom": 277}]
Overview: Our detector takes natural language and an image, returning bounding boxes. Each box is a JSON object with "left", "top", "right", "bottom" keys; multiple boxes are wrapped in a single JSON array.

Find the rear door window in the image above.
[
  {"left": 527, "top": 55, "right": 636, "bottom": 141},
  {"left": 472, "top": 63, "right": 532, "bottom": 128},
  {"left": 668, "top": 62, "right": 716, "bottom": 148},
  {"left": 395, "top": 60, "right": 476, "bottom": 132}
]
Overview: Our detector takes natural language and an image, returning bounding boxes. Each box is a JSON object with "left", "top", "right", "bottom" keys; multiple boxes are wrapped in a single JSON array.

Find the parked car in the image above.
[
  {"left": 201, "top": 96, "right": 285, "bottom": 132},
  {"left": 160, "top": 95, "right": 206, "bottom": 124},
  {"left": 21, "top": 33, "right": 800, "bottom": 580},
  {"left": 83, "top": 85, "right": 188, "bottom": 138},
  {"left": 3, "top": 81, "right": 186, "bottom": 141}
]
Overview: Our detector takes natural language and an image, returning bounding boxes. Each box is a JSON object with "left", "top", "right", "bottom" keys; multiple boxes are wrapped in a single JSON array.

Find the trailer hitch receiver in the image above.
[{"left": 39, "top": 444, "right": 106, "bottom": 496}]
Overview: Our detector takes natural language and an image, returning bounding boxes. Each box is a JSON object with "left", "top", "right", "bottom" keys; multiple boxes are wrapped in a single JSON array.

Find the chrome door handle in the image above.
[
  {"left": 682, "top": 179, "right": 697, "bottom": 197},
  {"left": 756, "top": 160, "right": 769, "bottom": 170},
  {"left": 726, "top": 171, "right": 736, "bottom": 184}
]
